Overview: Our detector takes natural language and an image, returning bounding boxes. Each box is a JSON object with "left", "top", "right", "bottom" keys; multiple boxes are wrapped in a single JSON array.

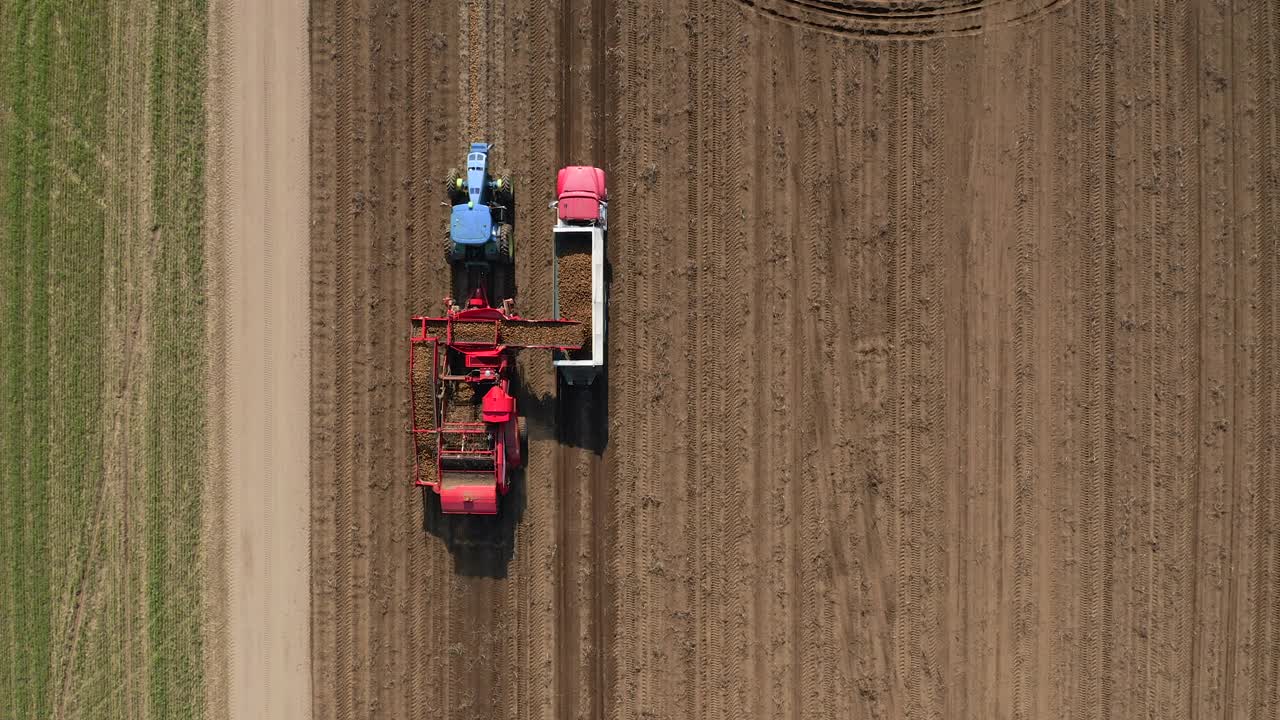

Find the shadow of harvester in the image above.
[{"left": 421, "top": 461, "right": 525, "bottom": 578}]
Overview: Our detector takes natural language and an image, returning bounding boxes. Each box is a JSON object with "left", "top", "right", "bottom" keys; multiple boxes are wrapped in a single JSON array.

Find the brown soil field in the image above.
[{"left": 308, "top": 1, "right": 1279, "bottom": 719}]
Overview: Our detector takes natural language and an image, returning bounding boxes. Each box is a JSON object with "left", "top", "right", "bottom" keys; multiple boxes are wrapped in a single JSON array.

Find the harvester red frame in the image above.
[{"left": 410, "top": 286, "right": 582, "bottom": 514}]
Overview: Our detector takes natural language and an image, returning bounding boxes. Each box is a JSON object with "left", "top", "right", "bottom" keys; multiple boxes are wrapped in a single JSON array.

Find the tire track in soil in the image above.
[
  {"left": 791, "top": 28, "right": 845, "bottom": 720},
  {"left": 918, "top": 41, "right": 947, "bottom": 720},
  {"left": 1128, "top": 2, "right": 1159, "bottom": 714},
  {"left": 404, "top": 4, "right": 426, "bottom": 717},
  {"left": 599, "top": 0, "right": 643, "bottom": 714},
  {"left": 552, "top": 0, "right": 611, "bottom": 717},
  {"left": 741, "top": 39, "right": 771, "bottom": 717},
  {"left": 1239, "top": 0, "right": 1269, "bottom": 707},
  {"left": 1045, "top": 10, "right": 1080, "bottom": 714},
  {"left": 885, "top": 39, "right": 926, "bottom": 716},
  {"left": 1030, "top": 29, "right": 1058, "bottom": 718},
  {"left": 1141, "top": 1, "right": 1170, "bottom": 714},
  {"left": 1224, "top": 9, "right": 1250, "bottom": 712},
  {"left": 587, "top": 4, "right": 613, "bottom": 719},
  {"left": 307, "top": 0, "right": 339, "bottom": 715},
  {"left": 685, "top": 2, "right": 734, "bottom": 718},
  {"left": 683, "top": 2, "right": 706, "bottom": 719},
  {"left": 819, "top": 46, "right": 870, "bottom": 717},
  {"left": 1143, "top": 3, "right": 1195, "bottom": 715},
  {"left": 654, "top": 10, "right": 698, "bottom": 720},
  {"left": 1162, "top": 7, "right": 1201, "bottom": 710},
  {"left": 740, "top": 17, "right": 764, "bottom": 718},
  {"left": 1160, "top": 0, "right": 1200, "bottom": 711},
  {"left": 748, "top": 22, "right": 784, "bottom": 720},
  {"left": 331, "top": 1, "right": 361, "bottom": 716},
  {"left": 610, "top": 2, "right": 662, "bottom": 717},
  {"left": 367, "top": 3, "right": 412, "bottom": 717},
  {"left": 827, "top": 47, "right": 881, "bottom": 720},
  {"left": 348, "top": 2, "right": 376, "bottom": 715},
  {"left": 793, "top": 28, "right": 822, "bottom": 720},
  {"left": 858, "top": 44, "right": 906, "bottom": 720},
  {"left": 643, "top": 7, "right": 669, "bottom": 712},
  {"left": 261, "top": 3, "right": 280, "bottom": 709},
  {"left": 1079, "top": 0, "right": 1116, "bottom": 714},
  {"left": 1011, "top": 34, "right": 1039, "bottom": 720},
  {"left": 609, "top": 2, "right": 638, "bottom": 716},
  {"left": 551, "top": 2, "right": 581, "bottom": 713},
  {"left": 1109, "top": 3, "right": 1152, "bottom": 715},
  {"left": 1245, "top": 4, "right": 1279, "bottom": 713},
  {"left": 716, "top": 8, "right": 754, "bottom": 718},
  {"left": 733, "top": 0, "right": 1072, "bottom": 39},
  {"left": 768, "top": 24, "right": 801, "bottom": 720},
  {"left": 1013, "top": 30, "right": 1034, "bottom": 712},
  {"left": 1190, "top": 0, "right": 1239, "bottom": 713}
]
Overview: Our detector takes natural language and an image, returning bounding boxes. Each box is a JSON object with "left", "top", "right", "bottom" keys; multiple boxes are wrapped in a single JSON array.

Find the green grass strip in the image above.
[
  {"left": 145, "top": 0, "right": 208, "bottom": 717},
  {"left": 1, "top": 0, "right": 54, "bottom": 717},
  {"left": 46, "top": 0, "right": 108, "bottom": 712}
]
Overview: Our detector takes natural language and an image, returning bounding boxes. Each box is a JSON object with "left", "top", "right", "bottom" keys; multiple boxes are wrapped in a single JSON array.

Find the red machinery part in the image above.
[
  {"left": 439, "top": 484, "right": 499, "bottom": 514},
  {"left": 481, "top": 385, "right": 515, "bottom": 423},
  {"left": 555, "top": 166, "right": 607, "bottom": 224},
  {"left": 410, "top": 284, "right": 581, "bottom": 515}
]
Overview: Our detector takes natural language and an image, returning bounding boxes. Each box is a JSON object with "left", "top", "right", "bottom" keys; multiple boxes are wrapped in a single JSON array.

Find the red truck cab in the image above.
[{"left": 555, "top": 166, "right": 608, "bottom": 227}]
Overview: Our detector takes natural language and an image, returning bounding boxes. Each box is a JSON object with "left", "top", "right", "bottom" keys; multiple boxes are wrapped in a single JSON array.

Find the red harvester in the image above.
[{"left": 410, "top": 286, "right": 583, "bottom": 514}]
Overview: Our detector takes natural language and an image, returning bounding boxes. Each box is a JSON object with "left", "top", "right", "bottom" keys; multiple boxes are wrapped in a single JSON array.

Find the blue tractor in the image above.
[{"left": 445, "top": 142, "right": 514, "bottom": 265}]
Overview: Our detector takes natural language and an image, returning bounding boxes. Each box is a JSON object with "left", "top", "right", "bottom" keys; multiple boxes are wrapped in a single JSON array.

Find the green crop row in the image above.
[
  {"left": 2, "top": 1, "right": 54, "bottom": 717},
  {"left": 0, "top": 0, "right": 208, "bottom": 716},
  {"left": 145, "top": 1, "right": 208, "bottom": 718}
]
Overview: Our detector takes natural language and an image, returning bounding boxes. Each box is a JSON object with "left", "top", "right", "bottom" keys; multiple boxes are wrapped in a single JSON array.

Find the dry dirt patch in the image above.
[{"left": 205, "top": 0, "right": 312, "bottom": 718}]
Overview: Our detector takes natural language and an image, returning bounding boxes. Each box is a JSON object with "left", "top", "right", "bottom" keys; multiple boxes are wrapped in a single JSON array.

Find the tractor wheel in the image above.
[
  {"left": 494, "top": 170, "right": 514, "bottom": 204},
  {"left": 444, "top": 168, "right": 466, "bottom": 203}
]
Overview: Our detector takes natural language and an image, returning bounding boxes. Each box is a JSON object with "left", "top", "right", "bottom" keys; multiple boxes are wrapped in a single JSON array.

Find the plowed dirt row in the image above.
[{"left": 308, "top": 0, "right": 1280, "bottom": 718}]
